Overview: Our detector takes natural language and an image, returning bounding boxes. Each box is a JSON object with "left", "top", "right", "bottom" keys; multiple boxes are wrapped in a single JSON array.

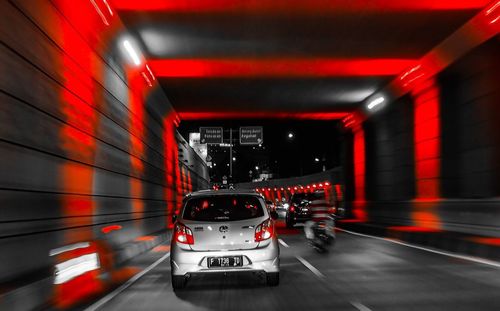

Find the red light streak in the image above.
[
  {"left": 178, "top": 112, "right": 349, "bottom": 120},
  {"left": 468, "top": 237, "right": 500, "bottom": 246},
  {"left": 141, "top": 71, "right": 153, "bottom": 87},
  {"left": 135, "top": 235, "right": 156, "bottom": 241},
  {"left": 101, "top": 225, "right": 122, "bottom": 234},
  {"left": 485, "top": 1, "right": 500, "bottom": 23},
  {"left": 90, "top": 0, "right": 112, "bottom": 25},
  {"left": 111, "top": 0, "right": 490, "bottom": 12},
  {"left": 145, "top": 64, "right": 156, "bottom": 80},
  {"left": 102, "top": 0, "right": 114, "bottom": 16},
  {"left": 149, "top": 58, "right": 416, "bottom": 78}
]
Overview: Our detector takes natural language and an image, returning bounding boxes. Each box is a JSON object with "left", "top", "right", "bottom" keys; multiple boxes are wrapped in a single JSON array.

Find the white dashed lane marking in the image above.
[
  {"left": 295, "top": 255, "right": 325, "bottom": 279},
  {"left": 278, "top": 238, "right": 290, "bottom": 248}
]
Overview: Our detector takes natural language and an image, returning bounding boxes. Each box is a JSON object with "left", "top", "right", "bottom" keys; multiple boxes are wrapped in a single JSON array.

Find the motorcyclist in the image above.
[{"left": 304, "top": 189, "right": 336, "bottom": 241}]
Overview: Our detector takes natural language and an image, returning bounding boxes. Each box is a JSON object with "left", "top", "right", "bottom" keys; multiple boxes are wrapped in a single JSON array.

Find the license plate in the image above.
[{"left": 207, "top": 256, "right": 243, "bottom": 268}]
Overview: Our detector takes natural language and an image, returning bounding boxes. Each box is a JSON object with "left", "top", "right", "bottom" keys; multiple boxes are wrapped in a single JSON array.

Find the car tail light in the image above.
[
  {"left": 174, "top": 223, "right": 194, "bottom": 245},
  {"left": 255, "top": 219, "right": 274, "bottom": 242}
]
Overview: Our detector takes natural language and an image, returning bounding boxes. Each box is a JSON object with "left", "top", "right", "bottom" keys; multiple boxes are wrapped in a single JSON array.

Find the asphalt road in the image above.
[{"left": 80, "top": 223, "right": 500, "bottom": 311}]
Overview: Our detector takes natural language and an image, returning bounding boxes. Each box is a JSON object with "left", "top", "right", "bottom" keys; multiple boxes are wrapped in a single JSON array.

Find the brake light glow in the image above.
[
  {"left": 174, "top": 223, "right": 194, "bottom": 244},
  {"left": 255, "top": 219, "right": 274, "bottom": 242}
]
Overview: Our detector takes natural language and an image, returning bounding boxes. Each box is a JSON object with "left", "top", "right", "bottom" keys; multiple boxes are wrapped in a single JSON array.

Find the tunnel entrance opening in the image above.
[{"left": 178, "top": 119, "right": 345, "bottom": 184}]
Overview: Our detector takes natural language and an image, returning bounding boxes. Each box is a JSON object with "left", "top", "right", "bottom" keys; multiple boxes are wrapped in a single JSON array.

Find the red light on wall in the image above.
[
  {"left": 412, "top": 78, "right": 441, "bottom": 199},
  {"left": 353, "top": 124, "right": 367, "bottom": 221},
  {"left": 101, "top": 225, "right": 122, "bottom": 234}
]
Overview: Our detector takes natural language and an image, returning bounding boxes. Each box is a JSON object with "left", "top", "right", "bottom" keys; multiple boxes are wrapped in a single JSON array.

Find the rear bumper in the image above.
[
  {"left": 290, "top": 213, "right": 312, "bottom": 223},
  {"left": 170, "top": 239, "right": 280, "bottom": 276}
]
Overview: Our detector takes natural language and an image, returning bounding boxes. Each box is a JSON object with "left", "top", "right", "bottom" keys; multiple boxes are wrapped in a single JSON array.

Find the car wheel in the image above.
[
  {"left": 266, "top": 272, "right": 279, "bottom": 286},
  {"left": 172, "top": 274, "right": 186, "bottom": 290}
]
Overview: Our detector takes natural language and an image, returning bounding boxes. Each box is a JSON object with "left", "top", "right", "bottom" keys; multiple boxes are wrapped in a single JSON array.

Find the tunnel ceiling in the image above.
[{"left": 114, "top": 0, "right": 485, "bottom": 117}]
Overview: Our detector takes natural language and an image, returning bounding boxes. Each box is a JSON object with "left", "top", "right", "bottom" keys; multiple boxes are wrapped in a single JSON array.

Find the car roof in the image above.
[{"left": 185, "top": 189, "right": 263, "bottom": 199}]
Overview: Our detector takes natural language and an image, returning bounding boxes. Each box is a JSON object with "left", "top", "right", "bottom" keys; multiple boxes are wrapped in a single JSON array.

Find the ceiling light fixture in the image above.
[
  {"left": 367, "top": 96, "right": 385, "bottom": 110},
  {"left": 123, "top": 40, "right": 142, "bottom": 66}
]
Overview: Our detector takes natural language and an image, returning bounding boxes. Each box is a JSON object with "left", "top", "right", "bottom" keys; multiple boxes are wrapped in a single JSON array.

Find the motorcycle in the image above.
[{"left": 309, "top": 217, "right": 336, "bottom": 253}]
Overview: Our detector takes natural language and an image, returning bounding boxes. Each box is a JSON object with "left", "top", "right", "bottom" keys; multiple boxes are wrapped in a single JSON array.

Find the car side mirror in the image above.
[{"left": 270, "top": 211, "right": 278, "bottom": 220}]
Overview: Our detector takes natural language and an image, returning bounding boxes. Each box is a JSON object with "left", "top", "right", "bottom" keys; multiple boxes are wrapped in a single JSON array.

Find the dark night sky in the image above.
[{"left": 179, "top": 119, "right": 343, "bottom": 183}]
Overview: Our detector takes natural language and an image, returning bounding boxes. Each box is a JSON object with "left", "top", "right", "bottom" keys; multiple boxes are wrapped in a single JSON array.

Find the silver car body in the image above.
[{"left": 170, "top": 190, "right": 280, "bottom": 277}]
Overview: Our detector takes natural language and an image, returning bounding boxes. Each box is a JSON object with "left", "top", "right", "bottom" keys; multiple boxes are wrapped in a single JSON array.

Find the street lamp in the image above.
[
  {"left": 314, "top": 156, "right": 326, "bottom": 171},
  {"left": 255, "top": 166, "right": 259, "bottom": 170},
  {"left": 287, "top": 132, "right": 294, "bottom": 139}
]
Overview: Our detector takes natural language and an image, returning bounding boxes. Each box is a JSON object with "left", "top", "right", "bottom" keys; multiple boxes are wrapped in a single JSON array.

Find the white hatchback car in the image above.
[{"left": 170, "top": 189, "right": 280, "bottom": 289}]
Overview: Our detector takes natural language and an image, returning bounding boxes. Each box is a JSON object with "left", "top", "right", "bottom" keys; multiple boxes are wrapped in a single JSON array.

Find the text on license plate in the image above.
[{"left": 208, "top": 256, "right": 243, "bottom": 268}]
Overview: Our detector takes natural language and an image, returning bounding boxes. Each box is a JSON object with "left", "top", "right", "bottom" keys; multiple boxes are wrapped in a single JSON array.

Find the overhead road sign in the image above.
[
  {"left": 200, "top": 127, "right": 223, "bottom": 144},
  {"left": 240, "top": 127, "right": 263, "bottom": 145}
]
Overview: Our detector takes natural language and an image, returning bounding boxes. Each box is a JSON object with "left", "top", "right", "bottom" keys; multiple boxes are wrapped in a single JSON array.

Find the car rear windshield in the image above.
[
  {"left": 182, "top": 195, "right": 265, "bottom": 222},
  {"left": 291, "top": 192, "right": 326, "bottom": 204}
]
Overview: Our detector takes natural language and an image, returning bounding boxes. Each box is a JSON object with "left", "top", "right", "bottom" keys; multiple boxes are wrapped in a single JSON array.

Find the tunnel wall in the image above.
[
  {"left": 0, "top": 0, "right": 208, "bottom": 293},
  {"left": 359, "top": 38, "right": 500, "bottom": 237}
]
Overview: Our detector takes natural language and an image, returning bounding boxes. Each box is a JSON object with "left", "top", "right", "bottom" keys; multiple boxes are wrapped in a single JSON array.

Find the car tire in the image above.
[
  {"left": 172, "top": 274, "right": 186, "bottom": 290},
  {"left": 266, "top": 272, "right": 279, "bottom": 286},
  {"left": 285, "top": 214, "right": 295, "bottom": 228}
]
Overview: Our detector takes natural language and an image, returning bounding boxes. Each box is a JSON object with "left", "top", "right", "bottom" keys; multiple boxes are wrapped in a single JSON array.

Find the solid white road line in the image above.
[
  {"left": 350, "top": 301, "right": 373, "bottom": 311},
  {"left": 84, "top": 252, "right": 171, "bottom": 311},
  {"left": 278, "top": 239, "right": 290, "bottom": 248},
  {"left": 296, "top": 255, "right": 325, "bottom": 279},
  {"left": 337, "top": 227, "right": 500, "bottom": 269}
]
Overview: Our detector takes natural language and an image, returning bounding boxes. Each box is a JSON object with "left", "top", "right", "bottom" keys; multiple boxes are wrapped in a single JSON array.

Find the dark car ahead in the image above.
[
  {"left": 285, "top": 190, "right": 343, "bottom": 228},
  {"left": 285, "top": 193, "right": 315, "bottom": 228}
]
